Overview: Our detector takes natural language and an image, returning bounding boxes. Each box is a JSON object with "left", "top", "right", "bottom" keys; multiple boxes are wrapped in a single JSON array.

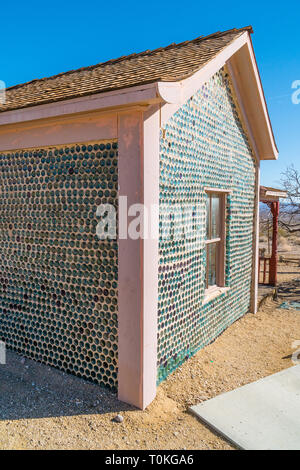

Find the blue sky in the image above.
[{"left": 1, "top": 1, "right": 299, "bottom": 187}]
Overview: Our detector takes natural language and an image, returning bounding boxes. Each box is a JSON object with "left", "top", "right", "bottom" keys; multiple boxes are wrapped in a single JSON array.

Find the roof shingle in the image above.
[{"left": 1, "top": 26, "right": 252, "bottom": 113}]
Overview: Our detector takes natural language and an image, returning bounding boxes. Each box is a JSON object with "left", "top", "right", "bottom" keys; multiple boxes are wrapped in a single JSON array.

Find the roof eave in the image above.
[
  {"left": 0, "top": 82, "right": 164, "bottom": 127},
  {"left": 227, "top": 35, "right": 278, "bottom": 161},
  {"left": 159, "top": 31, "right": 278, "bottom": 161}
]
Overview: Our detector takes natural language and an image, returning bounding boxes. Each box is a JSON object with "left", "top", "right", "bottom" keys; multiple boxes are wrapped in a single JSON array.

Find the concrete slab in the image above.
[{"left": 190, "top": 365, "right": 300, "bottom": 450}]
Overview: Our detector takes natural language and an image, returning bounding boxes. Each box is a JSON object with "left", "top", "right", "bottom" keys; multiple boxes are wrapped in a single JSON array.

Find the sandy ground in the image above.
[{"left": 0, "top": 262, "right": 300, "bottom": 450}]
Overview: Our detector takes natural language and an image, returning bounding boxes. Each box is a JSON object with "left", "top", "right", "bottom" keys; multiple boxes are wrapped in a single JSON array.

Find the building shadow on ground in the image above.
[
  {"left": 0, "top": 350, "right": 135, "bottom": 421},
  {"left": 278, "top": 278, "right": 300, "bottom": 302}
]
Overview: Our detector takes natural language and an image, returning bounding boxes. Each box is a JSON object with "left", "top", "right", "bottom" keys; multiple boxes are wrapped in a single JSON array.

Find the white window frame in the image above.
[{"left": 204, "top": 188, "right": 230, "bottom": 300}]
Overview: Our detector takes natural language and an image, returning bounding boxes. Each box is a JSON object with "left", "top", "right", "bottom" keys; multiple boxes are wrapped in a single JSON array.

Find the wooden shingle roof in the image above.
[{"left": 1, "top": 26, "right": 252, "bottom": 114}]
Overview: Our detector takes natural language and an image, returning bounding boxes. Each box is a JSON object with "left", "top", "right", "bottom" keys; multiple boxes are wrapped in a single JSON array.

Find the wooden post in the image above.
[
  {"left": 263, "top": 258, "right": 267, "bottom": 284},
  {"left": 267, "top": 218, "right": 270, "bottom": 255},
  {"left": 269, "top": 201, "right": 279, "bottom": 286}
]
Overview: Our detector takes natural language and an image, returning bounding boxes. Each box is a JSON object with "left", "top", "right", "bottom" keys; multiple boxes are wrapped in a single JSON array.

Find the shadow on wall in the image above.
[{"left": 0, "top": 350, "right": 134, "bottom": 421}]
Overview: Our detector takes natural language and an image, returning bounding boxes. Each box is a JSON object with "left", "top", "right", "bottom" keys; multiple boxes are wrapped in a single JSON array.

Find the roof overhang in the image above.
[
  {"left": 227, "top": 35, "right": 278, "bottom": 161},
  {"left": 0, "top": 31, "right": 277, "bottom": 161},
  {"left": 0, "top": 83, "right": 161, "bottom": 127},
  {"left": 157, "top": 32, "right": 278, "bottom": 161},
  {"left": 260, "top": 186, "right": 287, "bottom": 202}
]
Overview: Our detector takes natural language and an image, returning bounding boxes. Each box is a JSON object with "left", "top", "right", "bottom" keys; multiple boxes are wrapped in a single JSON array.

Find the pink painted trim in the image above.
[
  {"left": 251, "top": 163, "right": 260, "bottom": 314},
  {"left": 0, "top": 112, "right": 117, "bottom": 151},
  {"left": 141, "top": 104, "right": 160, "bottom": 408},
  {"left": 117, "top": 111, "right": 144, "bottom": 408},
  {"left": 117, "top": 106, "right": 160, "bottom": 410},
  {"left": 0, "top": 83, "right": 160, "bottom": 126},
  {"left": 227, "top": 60, "right": 260, "bottom": 163},
  {"left": 246, "top": 34, "right": 278, "bottom": 159}
]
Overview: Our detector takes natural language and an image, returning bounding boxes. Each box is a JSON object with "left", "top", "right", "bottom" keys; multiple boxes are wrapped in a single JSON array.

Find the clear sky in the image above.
[{"left": 1, "top": 1, "right": 299, "bottom": 187}]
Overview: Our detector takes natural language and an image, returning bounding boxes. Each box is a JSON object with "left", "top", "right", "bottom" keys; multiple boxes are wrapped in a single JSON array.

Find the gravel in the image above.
[{"left": 0, "top": 262, "right": 299, "bottom": 450}]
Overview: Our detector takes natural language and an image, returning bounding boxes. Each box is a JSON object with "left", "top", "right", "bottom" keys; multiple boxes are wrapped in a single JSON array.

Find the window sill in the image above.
[{"left": 203, "top": 286, "right": 230, "bottom": 305}]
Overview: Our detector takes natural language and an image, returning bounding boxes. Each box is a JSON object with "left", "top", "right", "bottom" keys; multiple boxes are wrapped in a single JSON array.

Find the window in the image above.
[{"left": 205, "top": 191, "right": 226, "bottom": 291}]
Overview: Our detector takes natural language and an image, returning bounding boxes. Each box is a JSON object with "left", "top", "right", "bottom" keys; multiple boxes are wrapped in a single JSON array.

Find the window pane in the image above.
[
  {"left": 207, "top": 243, "right": 217, "bottom": 287},
  {"left": 211, "top": 195, "right": 220, "bottom": 239},
  {"left": 206, "top": 195, "right": 210, "bottom": 238}
]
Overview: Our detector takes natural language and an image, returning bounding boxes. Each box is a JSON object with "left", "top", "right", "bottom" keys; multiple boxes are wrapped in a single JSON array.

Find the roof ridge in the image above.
[{"left": 5, "top": 26, "right": 253, "bottom": 93}]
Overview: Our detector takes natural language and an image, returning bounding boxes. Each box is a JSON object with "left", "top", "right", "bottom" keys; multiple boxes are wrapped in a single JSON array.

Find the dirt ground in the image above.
[{"left": 0, "top": 261, "right": 299, "bottom": 450}]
